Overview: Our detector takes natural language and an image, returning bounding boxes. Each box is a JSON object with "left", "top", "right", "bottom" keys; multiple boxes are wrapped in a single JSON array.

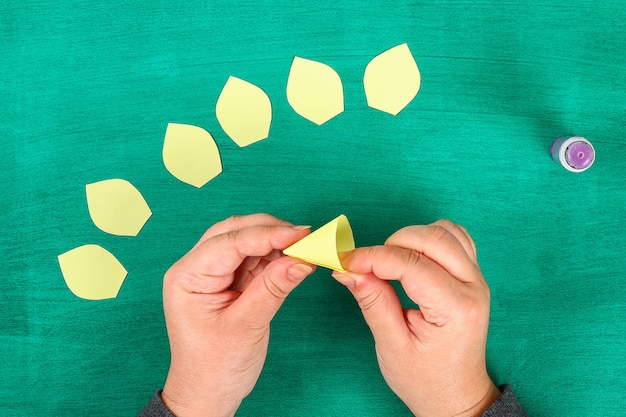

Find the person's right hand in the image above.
[{"left": 332, "top": 220, "right": 501, "bottom": 417}]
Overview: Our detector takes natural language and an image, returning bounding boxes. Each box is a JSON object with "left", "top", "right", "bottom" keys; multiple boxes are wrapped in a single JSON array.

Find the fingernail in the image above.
[
  {"left": 294, "top": 225, "right": 312, "bottom": 230},
  {"left": 288, "top": 263, "right": 313, "bottom": 281},
  {"left": 331, "top": 271, "right": 356, "bottom": 288}
]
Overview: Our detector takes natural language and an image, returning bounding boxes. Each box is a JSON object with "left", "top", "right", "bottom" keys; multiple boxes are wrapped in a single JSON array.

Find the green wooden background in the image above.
[{"left": 2, "top": 1, "right": 625, "bottom": 415}]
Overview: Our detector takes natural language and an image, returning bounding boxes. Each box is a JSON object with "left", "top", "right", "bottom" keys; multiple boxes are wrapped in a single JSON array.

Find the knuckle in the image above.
[
  {"left": 362, "top": 245, "right": 382, "bottom": 260},
  {"left": 253, "top": 226, "right": 274, "bottom": 250},
  {"left": 223, "top": 214, "right": 242, "bottom": 226},
  {"left": 262, "top": 275, "right": 289, "bottom": 300},
  {"left": 229, "top": 213, "right": 276, "bottom": 225},
  {"left": 483, "top": 281, "right": 491, "bottom": 301},
  {"left": 215, "top": 230, "right": 248, "bottom": 259},
  {"left": 256, "top": 212, "right": 275, "bottom": 222},
  {"left": 357, "top": 289, "right": 383, "bottom": 312},
  {"left": 162, "top": 266, "right": 177, "bottom": 288},
  {"left": 434, "top": 219, "right": 455, "bottom": 229},
  {"left": 399, "top": 248, "right": 421, "bottom": 269},
  {"left": 463, "top": 298, "right": 487, "bottom": 324},
  {"left": 425, "top": 224, "right": 450, "bottom": 243},
  {"left": 221, "top": 230, "right": 240, "bottom": 247},
  {"left": 163, "top": 266, "right": 196, "bottom": 293},
  {"left": 385, "top": 225, "right": 417, "bottom": 245},
  {"left": 455, "top": 223, "right": 468, "bottom": 234},
  {"left": 456, "top": 289, "right": 490, "bottom": 325}
]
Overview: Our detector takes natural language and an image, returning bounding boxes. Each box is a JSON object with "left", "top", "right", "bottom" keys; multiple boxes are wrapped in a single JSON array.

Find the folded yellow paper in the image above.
[{"left": 283, "top": 214, "right": 354, "bottom": 272}]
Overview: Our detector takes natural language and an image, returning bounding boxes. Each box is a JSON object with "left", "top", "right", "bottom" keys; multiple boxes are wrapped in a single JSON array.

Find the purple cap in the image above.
[{"left": 565, "top": 141, "right": 595, "bottom": 170}]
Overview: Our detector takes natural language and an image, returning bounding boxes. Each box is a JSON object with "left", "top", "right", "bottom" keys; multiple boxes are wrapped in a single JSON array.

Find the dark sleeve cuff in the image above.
[
  {"left": 137, "top": 390, "right": 175, "bottom": 417},
  {"left": 137, "top": 385, "right": 527, "bottom": 417},
  {"left": 481, "top": 385, "right": 529, "bottom": 417}
]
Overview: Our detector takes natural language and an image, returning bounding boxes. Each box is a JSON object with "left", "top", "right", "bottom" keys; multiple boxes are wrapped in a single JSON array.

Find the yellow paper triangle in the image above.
[
  {"left": 283, "top": 214, "right": 354, "bottom": 272},
  {"left": 286, "top": 56, "right": 344, "bottom": 125},
  {"left": 363, "top": 43, "right": 421, "bottom": 115},
  {"left": 58, "top": 244, "right": 128, "bottom": 300},
  {"left": 216, "top": 76, "right": 272, "bottom": 147},
  {"left": 85, "top": 178, "right": 152, "bottom": 236},
  {"left": 162, "top": 123, "right": 223, "bottom": 188}
]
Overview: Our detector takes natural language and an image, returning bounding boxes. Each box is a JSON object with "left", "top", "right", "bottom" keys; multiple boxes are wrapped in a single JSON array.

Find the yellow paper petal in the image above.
[
  {"left": 58, "top": 244, "right": 128, "bottom": 300},
  {"left": 216, "top": 76, "right": 272, "bottom": 147},
  {"left": 162, "top": 123, "right": 223, "bottom": 188},
  {"left": 86, "top": 178, "right": 152, "bottom": 237},
  {"left": 283, "top": 214, "right": 355, "bottom": 272},
  {"left": 286, "top": 57, "right": 344, "bottom": 125},
  {"left": 363, "top": 43, "right": 421, "bottom": 115}
]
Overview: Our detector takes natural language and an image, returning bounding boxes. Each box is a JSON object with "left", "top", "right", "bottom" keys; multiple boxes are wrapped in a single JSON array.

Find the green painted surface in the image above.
[{"left": 2, "top": 1, "right": 625, "bottom": 415}]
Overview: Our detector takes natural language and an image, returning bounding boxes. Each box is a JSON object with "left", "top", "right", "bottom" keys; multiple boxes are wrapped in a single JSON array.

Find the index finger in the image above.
[
  {"left": 193, "top": 213, "right": 295, "bottom": 249},
  {"left": 385, "top": 223, "right": 483, "bottom": 283},
  {"left": 177, "top": 224, "right": 311, "bottom": 280}
]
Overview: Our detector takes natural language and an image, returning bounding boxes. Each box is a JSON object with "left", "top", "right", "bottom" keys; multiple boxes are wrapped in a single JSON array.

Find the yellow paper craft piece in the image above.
[
  {"left": 286, "top": 57, "right": 344, "bottom": 125},
  {"left": 216, "top": 76, "right": 272, "bottom": 147},
  {"left": 58, "top": 244, "right": 128, "bottom": 300},
  {"left": 283, "top": 214, "right": 354, "bottom": 272},
  {"left": 162, "top": 123, "right": 223, "bottom": 188},
  {"left": 86, "top": 178, "right": 152, "bottom": 236},
  {"left": 363, "top": 43, "right": 421, "bottom": 115}
]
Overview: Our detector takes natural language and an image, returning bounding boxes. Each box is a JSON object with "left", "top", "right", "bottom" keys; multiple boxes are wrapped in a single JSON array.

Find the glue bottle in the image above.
[{"left": 550, "top": 136, "right": 595, "bottom": 172}]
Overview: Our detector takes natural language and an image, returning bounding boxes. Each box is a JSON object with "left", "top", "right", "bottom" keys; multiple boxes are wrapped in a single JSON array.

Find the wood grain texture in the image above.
[{"left": 2, "top": 1, "right": 625, "bottom": 415}]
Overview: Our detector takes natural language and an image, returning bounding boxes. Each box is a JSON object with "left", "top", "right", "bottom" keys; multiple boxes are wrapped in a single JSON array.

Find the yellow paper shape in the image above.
[
  {"left": 363, "top": 43, "right": 421, "bottom": 115},
  {"left": 216, "top": 76, "right": 272, "bottom": 147},
  {"left": 162, "top": 123, "right": 223, "bottom": 188},
  {"left": 286, "top": 57, "right": 344, "bottom": 125},
  {"left": 283, "top": 214, "right": 354, "bottom": 272},
  {"left": 58, "top": 244, "right": 128, "bottom": 300},
  {"left": 86, "top": 178, "right": 152, "bottom": 237}
]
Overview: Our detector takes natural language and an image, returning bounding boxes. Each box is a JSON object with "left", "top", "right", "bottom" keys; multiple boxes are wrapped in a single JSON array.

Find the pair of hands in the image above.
[{"left": 160, "top": 213, "right": 500, "bottom": 417}]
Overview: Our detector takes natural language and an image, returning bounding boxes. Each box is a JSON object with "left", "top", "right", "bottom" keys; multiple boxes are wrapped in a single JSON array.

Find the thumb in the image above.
[
  {"left": 332, "top": 271, "right": 408, "bottom": 348},
  {"left": 231, "top": 256, "right": 315, "bottom": 327}
]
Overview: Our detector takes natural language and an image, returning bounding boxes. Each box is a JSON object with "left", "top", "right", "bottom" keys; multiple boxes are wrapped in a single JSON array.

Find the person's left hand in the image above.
[{"left": 160, "top": 214, "right": 316, "bottom": 417}]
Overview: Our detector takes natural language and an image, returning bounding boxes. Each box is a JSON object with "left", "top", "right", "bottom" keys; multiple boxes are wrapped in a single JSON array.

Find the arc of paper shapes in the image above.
[
  {"left": 286, "top": 57, "right": 344, "bottom": 125},
  {"left": 58, "top": 244, "right": 128, "bottom": 300},
  {"left": 363, "top": 43, "right": 421, "bottom": 115},
  {"left": 283, "top": 214, "right": 355, "bottom": 272},
  {"left": 86, "top": 178, "right": 152, "bottom": 237},
  {"left": 216, "top": 76, "right": 272, "bottom": 147},
  {"left": 162, "top": 123, "right": 223, "bottom": 188}
]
